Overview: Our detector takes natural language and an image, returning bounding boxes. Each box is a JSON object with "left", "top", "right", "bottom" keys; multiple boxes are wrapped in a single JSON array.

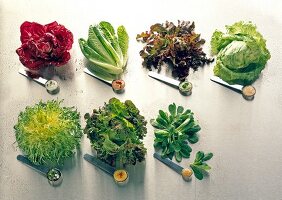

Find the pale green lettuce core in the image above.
[
  {"left": 211, "top": 21, "right": 270, "bottom": 85},
  {"left": 79, "top": 22, "right": 129, "bottom": 80}
]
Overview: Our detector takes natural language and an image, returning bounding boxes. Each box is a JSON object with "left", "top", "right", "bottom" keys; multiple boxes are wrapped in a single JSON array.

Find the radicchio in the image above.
[{"left": 16, "top": 21, "right": 73, "bottom": 70}]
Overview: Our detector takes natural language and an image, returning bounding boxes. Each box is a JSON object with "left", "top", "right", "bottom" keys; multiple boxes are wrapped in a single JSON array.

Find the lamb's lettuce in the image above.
[{"left": 211, "top": 21, "right": 270, "bottom": 85}]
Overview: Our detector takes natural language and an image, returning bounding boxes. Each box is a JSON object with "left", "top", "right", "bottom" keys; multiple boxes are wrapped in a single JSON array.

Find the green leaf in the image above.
[
  {"left": 168, "top": 103, "right": 176, "bottom": 116},
  {"left": 84, "top": 98, "right": 147, "bottom": 167},
  {"left": 203, "top": 153, "right": 213, "bottom": 161},
  {"left": 79, "top": 38, "right": 108, "bottom": 63},
  {"left": 167, "top": 152, "right": 174, "bottom": 160},
  {"left": 93, "top": 25, "right": 122, "bottom": 68},
  {"left": 99, "top": 21, "right": 115, "bottom": 35},
  {"left": 150, "top": 119, "right": 166, "bottom": 129},
  {"left": 172, "top": 142, "right": 181, "bottom": 152},
  {"left": 175, "top": 152, "right": 182, "bottom": 162},
  {"left": 159, "top": 110, "right": 169, "bottom": 123},
  {"left": 187, "top": 133, "right": 199, "bottom": 144},
  {"left": 117, "top": 25, "right": 129, "bottom": 67},
  {"left": 154, "top": 130, "right": 169, "bottom": 138},
  {"left": 87, "top": 25, "right": 116, "bottom": 65},
  {"left": 168, "top": 144, "right": 175, "bottom": 154},
  {"left": 102, "top": 136, "right": 119, "bottom": 154},
  {"left": 180, "top": 148, "right": 191, "bottom": 158},
  {"left": 99, "top": 21, "right": 124, "bottom": 67},
  {"left": 175, "top": 117, "right": 191, "bottom": 132},
  {"left": 197, "top": 163, "right": 211, "bottom": 171},
  {"left": 179, "top": 143, "right": 192, "bottom": 158},
  {"left": 177, "top": 106, "right": 184, "bottom": 114},
  {"left": 190, "top": 165, "right": 204, "bottom": 180},
  {"left": 14, "top": 100, "right": 82, "bottom": 166},
  {"left": 211, "top": 21, "right": 271, "bottom": 85},
  {"left": 195, "top": 151, "right": 204, "bottom": 162},
  {"left": 188, "top": 124, "right": 201, "bottom": 134},
  {"left": 156, "top": 117, "right": 168, "bottom": 127}
]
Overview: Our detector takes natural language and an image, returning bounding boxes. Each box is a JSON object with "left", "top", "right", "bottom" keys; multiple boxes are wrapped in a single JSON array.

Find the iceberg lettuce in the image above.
[{"left": 211, "top": 21, "right": 270, "bottom": 85}]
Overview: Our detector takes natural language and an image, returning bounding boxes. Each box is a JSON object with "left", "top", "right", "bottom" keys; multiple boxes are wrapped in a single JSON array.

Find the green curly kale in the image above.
[
  {"left": 84, "top": 98, "right": 147, "bottom": 167},
  {"left": 211, "top": 21, "right": 271, "bottom": 85},
  {"left": 14, "top": 100, "right": 82, "bottom": 166}
]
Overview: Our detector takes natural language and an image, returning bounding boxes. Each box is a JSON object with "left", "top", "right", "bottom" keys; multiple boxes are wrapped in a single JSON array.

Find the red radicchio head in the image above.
[{"left": 16, "top": 21, "right": 73, "bottom": 70}]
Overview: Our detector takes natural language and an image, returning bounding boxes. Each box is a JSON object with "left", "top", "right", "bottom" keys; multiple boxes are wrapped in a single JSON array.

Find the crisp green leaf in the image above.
[
  {"left": 197, "top": 163, "right": 211, "bottom": 171},
  {"left": 154, "top": 130, "right": 169, "bottom": 138},
  {"left": 168, "top": 103, "right": 176, "bottom": 116},
  {"left": 195, "top": 151, "right": 205, "bottom": 162},
  {"left": 99, "top": 21, "right": 124, "bottom": 67},
  {"left": 117, "top": 25, "right": 129, "bottom": 67},
  {"left": 14, "top": 100, "right": 82, "bottom": 166},
  {"left": 159, "top": 110, "right": 169, "bottom": 123},
  {"left": 177, "top": 106, "right": 184, "bottom": 114},
  {"left": 190, "top": 151, "right": 213, "bottom": 180},
  {"left": 175, "top": 152, "right": 182, "bottom": 162},
  {"left": 187, "top": 133, "right": 199, "bottom": 144},
  {"left": 93, "top": 25, "right": 122, "bottom": 68},
  {"left": 151, "top": 103, "right": 201, "bottom": 162},
  {"left": 180, "top": 147, "right": 191, "bottom": 158},
  {"left": 167, "top": 152, "right": 174, "bottom": 160},
  {"left": 211, "top": 21, "right": 271, "bottom": 85},
  {"left": 87, "top": 25, "right": 116, "bottom": 65},
  {"left": 84, "top": 98, "right": 147, "bottom": 167},
  {"left": 150, "top": 119, "right": 166, "bottom": 129},
  {"left": 203, "top": 153, "right": 213, "bottom": 161},
  {"left": 172, "top": 142, "right": 181, "bottom": 152},
  {"left": 99, "top": 21, "right": 115, "bottom": 35},
  {"left": 156, "top": 117, "right": 168, "bottom": 127},
  {"left": 190, "top": 165, "right": 204, "bottom": 180}
]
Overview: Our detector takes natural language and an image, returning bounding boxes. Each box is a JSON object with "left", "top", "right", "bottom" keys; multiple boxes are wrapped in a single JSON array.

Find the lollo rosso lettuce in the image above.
[
  {"left": 79, "top": 22, "right": 129, "bottom": 81},
  {"left": 211, "top": 21, "right": 270, "bottom": 85},
  {"left": 16, "top": 21, "right": 74, "bottom": 70}
]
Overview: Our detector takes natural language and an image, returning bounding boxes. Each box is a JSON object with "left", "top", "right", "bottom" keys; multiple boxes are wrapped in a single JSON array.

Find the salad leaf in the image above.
[
  {"left": 14, "top": 100, "right": 82, "bottom": 166},
  {"left": 79, "top": 22, "right": 129, "bottom": 80},
  {"left": 190, "top": 151, "right": 213, "bottom": 180},
  {"left": 137, "top": 20, "right": 214, "bottom": 81},
  {"left": 151, "top": 103, "right": 201, "bottom": 162},
  {"left": 16, "top": 21, "right": 73, "bottom": 70},
  {"left": 84, "top": 98, "right": 147, "bottom": 167},
  {"left": 211, "top": 21, "right": 271, "bottom": 85},
  {"left": 117, "top": 25, "right": 129, "bottom": 67}
]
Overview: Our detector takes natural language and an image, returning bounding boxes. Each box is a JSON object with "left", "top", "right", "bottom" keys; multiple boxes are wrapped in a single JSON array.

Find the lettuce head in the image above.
[{"left": 211, "top": 21, "right": 270, "bottom": 85}]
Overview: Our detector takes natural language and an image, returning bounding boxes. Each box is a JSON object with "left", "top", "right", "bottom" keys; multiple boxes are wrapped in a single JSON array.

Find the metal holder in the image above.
[
  {"left": 18, "top": 68, "right": 59, "bottom": 95},
  {"left": 153, "top": 153, "right": 192, "bottom": 182},
  {"left": 210, "top": 76, "right": 256, "bottom": 100},
  {"left": 84, "top": 153, "right": 129, "bottom": 186},
  {"left": 148, "top": 72, "right": 192, "bottom": 96},
  {"left": 84, "top": 68, "right": 125, "bottom": 94},
  {"left": 17, "top": 155, "right": 63, "bottom": 187}
]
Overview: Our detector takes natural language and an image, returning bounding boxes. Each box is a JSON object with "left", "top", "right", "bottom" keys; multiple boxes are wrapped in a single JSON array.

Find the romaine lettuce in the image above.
[{"left": 79, "top": 22, "right": 129, "bottom": 80}]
